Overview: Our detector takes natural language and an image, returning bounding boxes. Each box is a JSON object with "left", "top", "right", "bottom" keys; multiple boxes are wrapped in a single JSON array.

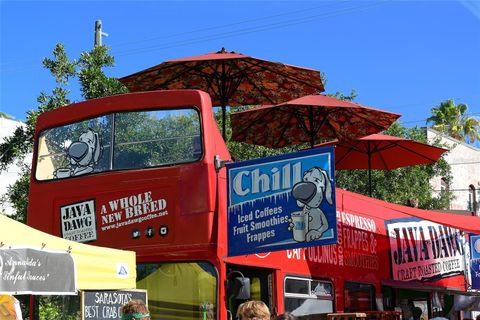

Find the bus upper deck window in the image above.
[
  {"left": 113, "top": 109, "right": 201, "bottom": 170},
  {"left": 35, "top": 108, "right": 202, "bottom": 181},
  {"left": 35, "top": 115, "right": 112, "bottom": 181}
]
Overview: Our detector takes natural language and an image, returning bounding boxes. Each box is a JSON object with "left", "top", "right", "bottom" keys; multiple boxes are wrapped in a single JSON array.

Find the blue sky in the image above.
[{"left": 1, "top": 0, "right": 479, "bottom": 131}]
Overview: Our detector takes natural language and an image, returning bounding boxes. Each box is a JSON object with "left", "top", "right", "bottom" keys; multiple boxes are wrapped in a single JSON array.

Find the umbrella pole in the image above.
[
  {"left": 309, "top": 106, "right": 315, "bottom": 148},
  {"left": 368, "top": 142, "right": 372, "bottom": 197},
  {"left": 222, "top": 105, "right": 226, "bottom": 141},
  {"left": 221, "top": 61, "right": 227, "bottom": 141}
]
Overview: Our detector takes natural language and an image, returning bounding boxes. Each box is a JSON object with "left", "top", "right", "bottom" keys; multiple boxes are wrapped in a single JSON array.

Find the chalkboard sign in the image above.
[{"left": 82, "top": 289, "right": 148, "bottom": 320}]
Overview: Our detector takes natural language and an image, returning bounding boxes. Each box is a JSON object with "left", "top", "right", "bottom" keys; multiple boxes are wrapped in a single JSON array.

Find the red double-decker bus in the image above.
[{"left": 27, "top": 90, "right": 468, "bottom": 319}]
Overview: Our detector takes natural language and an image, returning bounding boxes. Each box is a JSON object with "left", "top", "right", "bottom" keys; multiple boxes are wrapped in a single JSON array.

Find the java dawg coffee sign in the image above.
[
  {"left": 61, "top": 199, "right": 97, "bottom": 243},
  {"left": 60, "top": 189, "right": 172, "bottom": 244},
  {"left": 386, "top": 218, "right": 465, "bottom": 282},
  {"left": 226, "top": 147, "right": 337, "bottom": 256}
]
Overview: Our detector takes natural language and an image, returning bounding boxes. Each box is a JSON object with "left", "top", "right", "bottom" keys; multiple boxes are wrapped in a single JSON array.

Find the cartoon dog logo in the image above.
[
  {"left": 54, "top": 129, "right": 101, "bottom": 178},
  {"left": 290, "top": 167, "right": 333, "bottom": 242}
]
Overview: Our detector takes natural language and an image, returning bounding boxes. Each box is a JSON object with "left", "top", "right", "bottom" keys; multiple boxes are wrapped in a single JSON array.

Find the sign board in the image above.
[
  {"left": 82, "top": 289, "right": 148, "bottom": 320},
  {"left": 0, "top": 248, "right": 75, "bottom": 294},
  {"left": 226, "top": 147, "right": 337, "bottom": 256},
  {"left": 470, "top": 235, "right": 480, "bottom": 289},
  {"left": 60, "top": 188, "right": 174, "bottom": 246},
  {"left": 61, "top": 199, "right": 97, "bottom": 243},
  {"left": 386, "top": 218, "right": 465, "bottom": 281}
]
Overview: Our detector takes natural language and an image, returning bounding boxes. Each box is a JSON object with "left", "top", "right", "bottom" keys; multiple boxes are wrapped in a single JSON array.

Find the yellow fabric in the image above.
[
  {"left": 0, "top": 295, "right": 18, "bottom": 319},
  {"left": 137, "top": 263, "right": 215, "bottom": 303},
  {"left": 137, "top": 263, "right": 216, "bottom": 317},
  {"left": 251, "top": 278, "right": 261, "bottom": 301},
  {"left": 0, "top": 214, "right": 136, "bottom": 291}
]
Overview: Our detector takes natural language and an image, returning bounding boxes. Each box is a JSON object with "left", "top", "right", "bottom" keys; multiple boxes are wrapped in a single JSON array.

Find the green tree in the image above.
[
  {"left": 426, "top": 99, "right": 480, "bottom": 144},
  {"left": 0, "top": 43, "right": 127, "bottom": 222}
]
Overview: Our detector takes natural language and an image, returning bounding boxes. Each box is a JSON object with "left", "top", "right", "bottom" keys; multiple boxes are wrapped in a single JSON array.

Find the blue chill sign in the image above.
[
  {"left": 226, "top": 147, "right": 337, "bottom": 257},
  {"left": 470, "top": 235, "right": 480, "bottom": 289}
]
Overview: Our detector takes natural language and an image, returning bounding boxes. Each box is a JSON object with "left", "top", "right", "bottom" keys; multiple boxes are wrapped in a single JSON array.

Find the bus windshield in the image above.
[{"left": 35, "top": 108, "right": 202, "bottom": 181}]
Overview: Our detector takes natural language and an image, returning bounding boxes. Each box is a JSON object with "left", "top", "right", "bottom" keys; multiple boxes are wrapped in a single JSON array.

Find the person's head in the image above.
[
  {"left": 120, "top": 299, "right": 150, "bottom": 320},
  {"left": 412, "top": 307, "right": 422, "bottom": 320},
  {"left": 236, "top": 300, "right": 270, "bottom": 320},
  {"left": 275, "top": 312, "right": 298, "bottom": 320}
]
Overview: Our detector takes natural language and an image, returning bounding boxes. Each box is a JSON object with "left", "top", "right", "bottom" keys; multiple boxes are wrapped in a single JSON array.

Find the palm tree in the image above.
[
  {"left": 0, "top": 112, "right": 13, "bottom": 119},
  {"left": 426, "top": 99, "right": 480, "bottom": 144}
]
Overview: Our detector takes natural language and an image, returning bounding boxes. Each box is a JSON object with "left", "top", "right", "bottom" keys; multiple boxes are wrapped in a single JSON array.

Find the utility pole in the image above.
[{"left": 94, "top": 20, "right": 108, "bottom": 47}]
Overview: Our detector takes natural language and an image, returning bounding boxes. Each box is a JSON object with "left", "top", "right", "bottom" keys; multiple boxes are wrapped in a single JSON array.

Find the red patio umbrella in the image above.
[
  {"left": 230, "top": 94, "right": 401, "bottom": 149},
  {"left": 120, "top": 48, "right": 325, "bottom": 139},
  {"left": 317, "top": 133, "right": 448, "bottom": 196}
]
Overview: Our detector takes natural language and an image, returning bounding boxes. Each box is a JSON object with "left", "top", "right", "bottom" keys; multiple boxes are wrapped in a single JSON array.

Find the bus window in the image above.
[
  {"left": 284, "top": 277, "right": 334, "bottom": 316},
  {"left": 344, "top": 282, "right": 375, "bottom": 312},
  {"left": 35, "top": 108, "right": 202, "bottom": 181},
  {"left": 136, "top": 261, "right": 217, "bottom": 320},
  {"left": 113, "top": 109, "right": 201, "bottom": 170},
  {"left": 36, "top": 114, "right": 112, "bottom": 180}
]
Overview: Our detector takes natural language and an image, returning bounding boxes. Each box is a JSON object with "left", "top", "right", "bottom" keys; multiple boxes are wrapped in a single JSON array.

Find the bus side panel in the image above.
[{"left": 222, "top": 188, "right": 467, "bottom": 314}]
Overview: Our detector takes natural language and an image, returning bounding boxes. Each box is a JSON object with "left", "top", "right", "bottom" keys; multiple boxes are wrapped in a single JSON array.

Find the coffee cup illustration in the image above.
[{"left": 291, "top": 211, "right": 307, "bottom": 242}]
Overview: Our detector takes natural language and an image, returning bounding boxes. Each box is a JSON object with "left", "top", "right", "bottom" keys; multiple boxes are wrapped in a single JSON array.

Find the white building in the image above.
[
  {"left": 0, "top": 117, "right": 28, "bottom": 216},
  {"left": 428, "top": 128, "right": 480, "bottom": 216}
]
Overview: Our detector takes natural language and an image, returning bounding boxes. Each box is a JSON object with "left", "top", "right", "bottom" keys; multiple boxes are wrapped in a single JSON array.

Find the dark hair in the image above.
[
  {"left": 120, "top": 299, "right": 150, "bottom": 320},
  {"left": 275, "top": 313, "right": 298, "bottom": 320},
  {"left": 412, "top": 307, "right": 422, "bottom": 320}
]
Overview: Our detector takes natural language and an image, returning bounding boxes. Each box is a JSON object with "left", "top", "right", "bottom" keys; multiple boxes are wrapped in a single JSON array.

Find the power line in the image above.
[
  {"left": 114, "top": 1, "right": 391, "bottom": 57},
  {"left": 399, "top": 113, "right": 480, "bottom": 126},
  {"left": 0, "top": 2, "right": 344, "bottom": 67},
  {"left": 109, "top": 0, "right": 353, "bottom": 49},
  {"left": 0, "top": 1, "right": 389, "bottom": 74},
  {"left": 448, "top": 161, "right": 480, "bottom": 165},
  {"left": 433, "top": 189, "right": 480, "bottom": 192},
  {"left": 0, "top": 0, "right": 376, "bottom": 68}
]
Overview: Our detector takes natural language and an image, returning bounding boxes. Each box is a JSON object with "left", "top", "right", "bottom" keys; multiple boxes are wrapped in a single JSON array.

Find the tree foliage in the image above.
[
  {"left": 426, "top": 99, "right": 480, "bottom": 144},
  {"left": 0, "top": 43, "right": 127, "bottom": 221}
]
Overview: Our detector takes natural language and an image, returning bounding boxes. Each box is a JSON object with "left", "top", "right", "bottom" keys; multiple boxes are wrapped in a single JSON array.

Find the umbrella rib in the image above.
[
  {"left": 233, "top": 109, "right": 270, "bottom": 140},
  {"left": 310, "top": 110, "right": 332, "bottom": 146},
  {"left": 155, "top": 61, "right": 210, "bottom": 87},
  {"left": 227, "top": 60, "right": 247, "bottom": 102},
  {"left": 334, "top": 140, "right": 361, "bottom": 165},
  {"left": 233, "top": 61, "right": 278, "bottom": 104},
  {"left": 275, "top": 110, "right": 298, "bottom": 148},
  {"left": 293, "top": 108, "right": 314, "bottom": 143},
  {"left": 375, "top": 141, "right": 391, "bottom": 170},
  {"left": 243, "top": 59, "right": 324, "bottom": 91},
  {"left": 153, "top": 61, "right": 224, "bottom": 104},
  {"left": 336, "top": 107, "right": 397, "bottom": 137},
  {"left": 391, "top": 141, "right": 441, "bottom": 163}
]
